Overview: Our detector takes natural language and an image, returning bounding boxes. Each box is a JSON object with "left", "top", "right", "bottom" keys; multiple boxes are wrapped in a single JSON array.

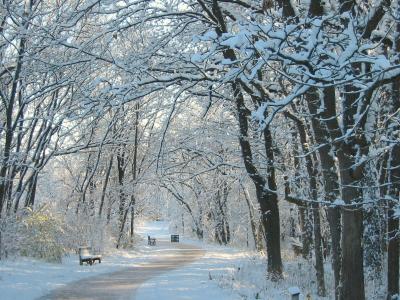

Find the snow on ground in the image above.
[
  {"left": 135, "top": 221, "right": 313, "bottom": 300},
  {"left": 0, "top": 220, "right": 246, "bottom": 300},
  {"left": 0, "top": 221, "right": 170, "bottom": 300},
  {"left": 134, "top": 233, "right": 312, "bottom": 300},
  {"left": 0, "top": 251, "right": 140, "bottom": 300},
  {"left": 0, "top": 220, "right": 330, "bottom": 300},
  {"left": 134, "top": 239, "right": 243, "bottom": 300}
]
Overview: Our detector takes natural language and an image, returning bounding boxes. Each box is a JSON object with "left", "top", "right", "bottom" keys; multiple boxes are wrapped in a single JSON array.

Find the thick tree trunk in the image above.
[
  {"left": 262, "top": 124, "right": 283, "bottom": 279},
  {"left": 208, "top": 0, "right": 282, "bottom": 276},
  {"left": 387, "top": 198, "right": 399, "bottom": 299},
  {"left": 117, "top": 150, "right": 126, "bottom": 239},
  {"left": 312, "top": 204, "right": 326, "bottom": 296},
  {"left": 387, "top": 18, "right": 400, "bottom": 298},
  {"left": 24, "top": 173, "right": 38, "bottom": 208},
  {"left": 116, "top": 199, "right": 132, "bottom": 249},
  {"left": 323, "top": 86, "right": 366, "bottom": 300},
  {"left": 299, "top": 207, "right": 313, "bottom": 259},
  {"left": 338, "top": 159, "right": 364, "bottom": 300},
  {"left": 387, "top": 172, "right": 400, "bottom": 297},
  {"left": 233, "top": 81, "right": 282, "bottom": 278},
  {"left": 303, "top": 0, "right": 343, "bottom": 294},
  {"left": 257, "top": 185, "right": 282, "bottom": 278},
  {"left": 306, "top": 89, "right": 342, "bottom": 298},
  {"left": 222, "top": 183, "right": 230, "bottom": 243}
]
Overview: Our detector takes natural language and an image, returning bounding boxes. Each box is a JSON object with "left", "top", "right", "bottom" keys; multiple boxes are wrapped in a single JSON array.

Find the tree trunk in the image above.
[
  {"left": 207, "top": 0, "right": 283, "bottom": 276},
  {"left": 338, "top": 158, "right": 365, "bottom": 300},
  {"left": 285, "top": 110, "right": 326, "bottom": 295},
  {"left": 117, "top": 149, "right": 126, "bottom": 240},
  {"left": 241, "top": 182, "right": 264, "bottom": 251},
  {"left": 387, "top": 57, "right": 400, "bottom": 298},
  {"left": 98, "top": 156, "right": 113, "bottom": 217},
  {"left": 322, "top": 86, "right": 366, "bottom": 300},
  {"left": 388, "top": 199, "right": 399, "bottom": 299},
  {"left": 0, "top": 26, "right": 28, "bottom": 215},
  {"left": 289, "top": 133, "right": 312, "bottom": 258},
  {"left": 299, "top": 207, "right": 313, "bottom": 259},
  {"left": 233, "top": 81, "right": 283, "bottom": 278},
  {"left": 306, "top": 89, "right": 342, "bottom": 299},
  {"left": 130, "top": 203, "right": 135, "bottom": 240},
  {"left": 24, "top": 173, "right": 38, "bottom": 208},
  {"left": 129, "top": 102, "right": 139, "bottom": 240},
  {"left": 116, "top": 199, "right": 133, "bottom": 249},
  {"left": 258, "top": 188, "right": 282, "bottom": 279}
]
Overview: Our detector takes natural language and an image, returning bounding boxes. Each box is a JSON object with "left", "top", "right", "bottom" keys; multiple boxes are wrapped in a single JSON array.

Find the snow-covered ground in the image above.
[
  {"left": 0, "top": 220, "right": 256, "bottom": 300},
  {"left": 134, "top": 221, "right": 323, "bottom": 300},
  {"left": 0, "top": 221, "right": 168, "bottom": 300},
  {"left": 0, "top": 250, "right": 142, "bottom": 300},
  {"left": 134, "top": 237, "right": 313, "bottom": 300},
  {"left": 134, "top": 239, "right": 243, "bottom": 300},
  {"left": 0, "top": 220, "right": 326, "bottom": 300}
]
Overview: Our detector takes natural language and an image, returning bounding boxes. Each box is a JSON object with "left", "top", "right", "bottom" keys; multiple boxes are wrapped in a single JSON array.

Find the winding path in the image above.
[{"left": 38, "top": 240, "right": 205, "bottom": 300}]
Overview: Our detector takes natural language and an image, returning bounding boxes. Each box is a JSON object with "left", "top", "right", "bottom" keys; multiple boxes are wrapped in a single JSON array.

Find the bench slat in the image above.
[{"left": 79, "top": 247, "right": 102, "bottom": 265}]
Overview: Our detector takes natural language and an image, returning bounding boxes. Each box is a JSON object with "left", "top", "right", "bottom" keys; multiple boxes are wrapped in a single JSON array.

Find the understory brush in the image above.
[
  {"left": 214, "top": 244, "right": 386, "bottom": 299},
  {"left": 215, "top": 247, "right": 333, "bottom": 299},
  {"left": 0, "top": 205, "right": 66, "bottom": 262},
  {"left": 0, "top": 205, "right": 123, "bottom": 262}
]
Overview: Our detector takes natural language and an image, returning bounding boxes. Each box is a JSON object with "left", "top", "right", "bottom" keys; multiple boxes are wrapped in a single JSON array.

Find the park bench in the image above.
[
  {"left": 148, "top": 235, "right": 156, "bottom": 246},
  {"left": 288, "top": 286, "right": 301, "bottom": 300},
  {"left": 79, "top": 246, "right": 102, "bottom": 265},
  {"left": 171, "top": 234, "right": 179, "bottom": 242}
]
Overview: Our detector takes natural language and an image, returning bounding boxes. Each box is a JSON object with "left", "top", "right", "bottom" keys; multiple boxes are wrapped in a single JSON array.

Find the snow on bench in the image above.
[
  {"left": 288, "top": 286, "right": 301, "bottom": 300},
  {"left": 79, "top": 247, "right": 102, "bottom": 265}
]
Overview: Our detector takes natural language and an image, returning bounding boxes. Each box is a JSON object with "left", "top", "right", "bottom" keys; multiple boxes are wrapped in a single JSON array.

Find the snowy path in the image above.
[{"left": 37, "top": 240, "right": 205, "bottom": 300}]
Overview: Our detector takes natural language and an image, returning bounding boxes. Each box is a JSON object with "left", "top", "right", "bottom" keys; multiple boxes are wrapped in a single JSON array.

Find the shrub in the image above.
[{"left": 19, "top": 205, "right": 66, "bottom": 263}]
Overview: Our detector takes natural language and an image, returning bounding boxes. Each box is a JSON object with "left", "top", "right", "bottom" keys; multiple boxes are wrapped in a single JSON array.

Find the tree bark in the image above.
[
  {"left": 206, "top": 0, "right": 283, "bottom": 278},
  {"left": 289, "top": 131, "right": 312, "bottom": 258},
  {"left": 323, "top": 86, "right": 366, "bottom": 300},
  {"left": 306, "top": 89, "right": 342, "bottom": 299},
  {"left": 98, "top": 156, "right": 113, "bottom": 217},
  {"left": 387, "top": 49, "right": 400, "bottom": 298},
  {"left": 241, "top": 182, "right": 264, "bottom": 251},
  {"left": 233, "top": 82, "right": 282, "bottom": 278},
  {"left": 117, "top": 148, "right": 126, "bottom": 240},
  {"left": 285, "top": 110, "right": 326, "bottom": 296},
  {"left": 0, "top": 14, "right": 29, "bottom": 215}
]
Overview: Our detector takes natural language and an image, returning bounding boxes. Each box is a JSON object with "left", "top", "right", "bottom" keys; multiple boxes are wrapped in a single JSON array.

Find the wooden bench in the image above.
[
  {"left": 79, "top": 247, "right": 102, "bottom": 265},
  {"left": 147, "top": 235, "right": 156, "bottom": 246},
  {"left": 288, "top": 286, "right": 301, "bottom": 300},
  {"left": 171, "top": 234, "right": 179, "bottom": 243}
]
